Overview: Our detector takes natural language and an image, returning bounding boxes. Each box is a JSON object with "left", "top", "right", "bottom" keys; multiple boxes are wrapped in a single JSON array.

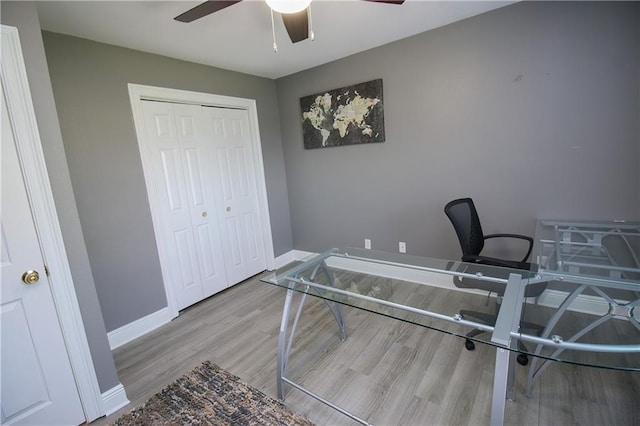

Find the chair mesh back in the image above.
[{"left": 444, "top": 198, "right": 485, "bottom": 257}]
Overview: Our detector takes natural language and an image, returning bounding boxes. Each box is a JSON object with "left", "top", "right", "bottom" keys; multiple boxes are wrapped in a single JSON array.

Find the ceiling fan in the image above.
[{"left": 174, "top": 0, "right": 405, "bottom": 44}]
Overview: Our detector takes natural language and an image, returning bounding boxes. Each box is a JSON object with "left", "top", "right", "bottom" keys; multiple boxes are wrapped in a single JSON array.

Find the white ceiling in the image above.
[{"left": 36, "top": 0, "right": 513, "bottom": 79}]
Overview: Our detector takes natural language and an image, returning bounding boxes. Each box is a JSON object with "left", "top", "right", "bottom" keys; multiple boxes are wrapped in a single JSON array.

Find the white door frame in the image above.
[
  {"left": 1, "top": 25, "right": 103, "bottom": 421},
  {"left": 128, "top": 84, "right": 276, "bottom": 319}
]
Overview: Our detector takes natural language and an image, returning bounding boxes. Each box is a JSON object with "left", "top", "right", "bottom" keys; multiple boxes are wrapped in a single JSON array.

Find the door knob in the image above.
[
  {"left": 22, "top": 270, "right": 40, "bottom": 285},
  {"left": 226, "top": 206, "right": 231, "bottom": 212}
]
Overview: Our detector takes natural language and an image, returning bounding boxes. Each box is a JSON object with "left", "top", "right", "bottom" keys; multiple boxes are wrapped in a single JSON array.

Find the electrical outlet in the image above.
[
  {"left": 365, "top": 238, "right": 371, "bottom": 249},
  {"left": 399, "top": 241, "right": 406, "bottom": 253}
]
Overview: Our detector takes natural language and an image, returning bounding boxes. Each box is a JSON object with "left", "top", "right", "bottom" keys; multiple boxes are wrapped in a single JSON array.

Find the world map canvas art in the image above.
[{"left": 300, "top": 79, "right": 385, "bottom": 149}]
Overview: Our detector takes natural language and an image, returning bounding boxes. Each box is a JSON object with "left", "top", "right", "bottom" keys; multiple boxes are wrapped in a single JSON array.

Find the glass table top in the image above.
[
  {"left": 525, "top": 219, "right": 640, "bottom": 372},
  {"left": 533, "top": 219, "right": 640, "bottom": 286},
  {"left": 262, "top": 247, "right": 640, "bottom": 371}
]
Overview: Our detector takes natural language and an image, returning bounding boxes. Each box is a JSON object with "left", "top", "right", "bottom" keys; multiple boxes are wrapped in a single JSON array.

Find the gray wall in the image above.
[
  {"left": 41, "top": 32, "right": 293, "bottom": 332},
  {"left": 276, "top": 1, "right": 640, "bottom": 260},
  {"left": 1, "top": 2, "right": 119, "bottom": 392},
  {"left": 4, "top": 0, "right": 638, "bottom": 397}
]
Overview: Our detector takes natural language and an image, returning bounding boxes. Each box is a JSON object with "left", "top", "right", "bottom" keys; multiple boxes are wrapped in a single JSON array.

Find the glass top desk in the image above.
[
  {"left": 526, "top": 220, "right": 640, "bottom": 395},
  {"left": 261, "top": 246, "right": 639, "bottom": 425}
]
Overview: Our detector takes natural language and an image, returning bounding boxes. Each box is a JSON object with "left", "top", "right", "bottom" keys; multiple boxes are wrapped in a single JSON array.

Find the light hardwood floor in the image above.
[{"left": 94, "top": 271, "right": 639, "bottom": 425}]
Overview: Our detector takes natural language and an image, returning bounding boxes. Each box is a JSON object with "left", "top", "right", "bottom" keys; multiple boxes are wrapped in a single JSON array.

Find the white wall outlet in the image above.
[
  {"left": 399, "top": 241, "right": 406, "bottom": 253},
  {"left": 365, "top": 238, "right": 371, "bottom": 250}
]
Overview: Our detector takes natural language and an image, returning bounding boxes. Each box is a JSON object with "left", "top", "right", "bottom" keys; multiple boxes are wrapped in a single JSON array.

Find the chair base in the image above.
[
  {"left": 460, "top": 308, "right": 545, "bottom": 367},
  {"left": 463, "top": 338, "right": 530, "bottom": 366}
]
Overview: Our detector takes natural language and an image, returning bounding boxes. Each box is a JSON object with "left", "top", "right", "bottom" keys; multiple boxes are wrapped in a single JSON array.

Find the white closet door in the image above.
[
  {"left": 203, "top": 107, "right": 267, "bottom": 284},
  {"left": 141, "top": 101, "right": 227, "bottom": 310}
]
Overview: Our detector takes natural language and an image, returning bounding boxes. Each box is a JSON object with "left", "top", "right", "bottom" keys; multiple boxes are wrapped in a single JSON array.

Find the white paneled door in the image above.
[
  {"left": 1, "top": 81, "right": 85, "bottom": 425},
  {"left": 140, "top": 100, "right": 266, "bottom": 310},
  {"left": 203, "top": 106, "right": 267, "bottom": 285}
]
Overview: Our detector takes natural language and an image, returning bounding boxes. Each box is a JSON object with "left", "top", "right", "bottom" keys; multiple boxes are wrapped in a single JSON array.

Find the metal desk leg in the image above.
[
  {"left": 276, "top": 275, "right": 348, "bottom": 401},
  {"left": 491, "top": 347, "right": 510, "bottom": 426},
  {"left": 277, "top": 287, "right": 297, "bottom": 401},
  {"left": 490, "top": 273, "right": 527, "bottom": 426},
  {"left": 490, "top": 342, "right": 517, "bottom": 425},
  {"left": 526, "top": 285, "right": 640, "bottom": 397},
  {"left": 319, "top": 262, "right": 347, "bottom": 341},
  {"left": 274, "top": 281, "right": 369, "bottom": 425},
  {"left": 307, "top": 261, "right": 347, "bottom": 340},
  {"left": 277, "top": 283, "right": 315, "bottom": 400},
  {"left": 506, "top": 348, "right": 517, "bottom": 402},
  {"left": 525, "top": 284, "right": 586, "bottom": 397}
]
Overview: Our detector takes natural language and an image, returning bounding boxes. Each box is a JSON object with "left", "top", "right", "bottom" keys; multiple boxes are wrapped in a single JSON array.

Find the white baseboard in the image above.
[
  {"left": 101, "top": 383, "right": 129, "bottom": 416},
  {"left": 273, "top": 250, "right": 296, "bottom": 269},
  {"left": 108, "top": 251, "right": 313, "bottom": 350},
  {"left": 273, "top": 249, "right": 318, "bottom": 269},
  {"left": 292, "top": 249, "right": 316, "bottom": 261},
  {"left": 287, "top": 250, "right": 618, "bottom": 317},
  {"left": 537, "top": 289, "right": 614, "bottom": 316},
  {"left": 326, "top": 255, "right": 486, "bottom": 295},
  {"left": 107, "top": 307, "right": 172, "bottom": 350}
]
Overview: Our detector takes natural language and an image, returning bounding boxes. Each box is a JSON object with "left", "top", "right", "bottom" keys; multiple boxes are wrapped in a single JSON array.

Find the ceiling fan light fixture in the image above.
[{"left": 265, "top": 0, "right": 312, "bottom": 14}]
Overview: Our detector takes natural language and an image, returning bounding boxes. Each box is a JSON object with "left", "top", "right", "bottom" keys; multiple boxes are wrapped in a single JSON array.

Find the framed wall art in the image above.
[{"left": 300, "top": 79, "right": 385, "bottom": 149}]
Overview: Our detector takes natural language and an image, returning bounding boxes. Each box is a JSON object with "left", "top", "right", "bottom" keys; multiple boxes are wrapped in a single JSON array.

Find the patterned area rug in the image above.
[{"left": 112, "top": 361, "right": 314, "bottom": 425}]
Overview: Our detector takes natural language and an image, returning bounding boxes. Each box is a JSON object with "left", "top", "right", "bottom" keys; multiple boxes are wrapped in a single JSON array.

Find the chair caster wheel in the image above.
[
  {"left": 517, "top": 353, "right": 529, "bottom": 366},
  {"left": 464, "top": 339, "right": 475, "bottom": 351}
]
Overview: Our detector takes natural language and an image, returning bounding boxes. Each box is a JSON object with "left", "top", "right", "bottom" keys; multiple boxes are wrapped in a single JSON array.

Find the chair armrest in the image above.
[{"left": 483, "top": 233, "right": 534, "bottom": 262}]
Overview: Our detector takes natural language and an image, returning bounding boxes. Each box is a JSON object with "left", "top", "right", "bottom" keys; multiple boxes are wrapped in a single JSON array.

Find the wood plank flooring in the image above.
[{"left": 94, "top": 270, "right": 639, "bottom": 425}]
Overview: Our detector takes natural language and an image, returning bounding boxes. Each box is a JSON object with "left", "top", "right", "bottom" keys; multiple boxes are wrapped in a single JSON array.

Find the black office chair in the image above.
[{"left": 444, "top": 197, "right": 546, "bottom": 365}]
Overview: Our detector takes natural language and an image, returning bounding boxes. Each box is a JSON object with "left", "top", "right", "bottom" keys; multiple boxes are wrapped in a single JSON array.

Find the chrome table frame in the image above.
[
  {"left": 538, "top": 219, "right": 640, "bottom": 279},
  {"left": 524, "top": 272, "right": 640, "bottom": 396},
  {"left": 269, "top": 249, "right": 527, "bottom": 426},
  {"left": 265, "top": 248, "right": 640, "bottom": 426},
  {"left": 525, "top": 220, "right": 640, "bottom": 396}
]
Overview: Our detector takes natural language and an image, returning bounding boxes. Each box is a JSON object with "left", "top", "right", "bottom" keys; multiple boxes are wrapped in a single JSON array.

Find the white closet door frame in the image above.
[
  {"left": 1, "top": 25, "right": 103, "bottom": 421},
  {"left": 128, "top": 84, "right": 275, "bottom": 319}
]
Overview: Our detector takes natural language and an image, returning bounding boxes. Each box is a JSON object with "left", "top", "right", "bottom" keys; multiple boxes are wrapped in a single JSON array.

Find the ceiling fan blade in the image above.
[
  {"left": 361, "top": 0, "right": 405, "bottom": 4},
  {"left": 174, "top": 0, "right": 243, "bottom": 23},
  {"left": 281, "top": 8, "right": 309, "bottom": 43}
]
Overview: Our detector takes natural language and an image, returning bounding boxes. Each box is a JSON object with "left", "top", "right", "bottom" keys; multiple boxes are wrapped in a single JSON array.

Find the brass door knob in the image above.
[{"left": 22, "top": 270, "right": 40, "bottom": 285}]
